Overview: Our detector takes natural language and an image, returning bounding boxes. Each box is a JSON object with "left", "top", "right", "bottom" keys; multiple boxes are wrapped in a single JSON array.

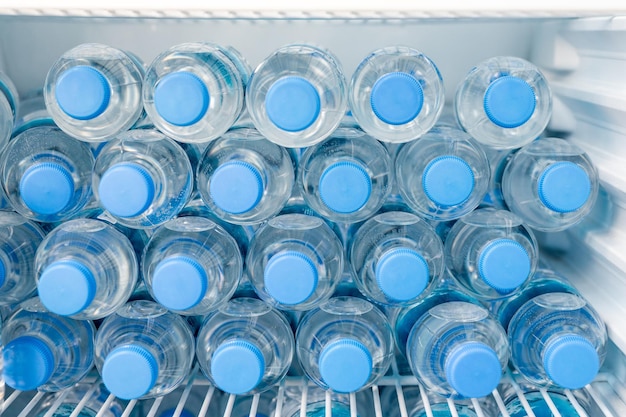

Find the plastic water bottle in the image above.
[
  {"left": 395, "top": 125, "right": 490, "bottom": 221},
  {"left": 379, "top": 386, "right": 497, "bottom": 417},
  {"left": 349, "top": 211, "right": 444, "bottom": 306},
  {"left": 494, "top": 268, "right": 580, "bottom": 331},
  {"left": 0, "top": 71, "right": 19, "bottom": 146},
  {"left": 394, "top": 285, "right": 508, "bottom": 399},
  {"left": 246, "top": 44, "right": 347, "bottom": 148},
  {"left": 144, "top": 42, "right": 250, "bottom": 144},
  {"left": 350, "top": 46, "right": 445, "bottom": 143},
  {"left": 444, "top": 208, "right": 538, "bottom": 299},
  {"left": 297, "top": 127, "right": 392, "bottom": 223},
  {"left": 482, "top": 147, "right": 514, "bottom": 209},
  {"left": 29, "top": 383, "right": 126, "bottom": 417},
  {"left": 296, "top": 296, "right": 394, "bottom": 393},
  {"left": 280, "top": 385, "right": 374, "bottom": 417},
  {"left": 502, "top": 137, "right": 599, "bottom": 232},
  {"left": 3, "top": 297, "right": 95, "bottom": 391},
  {"left": 196, "top": 297, "right": 294, "bottom": 395},
  {"left": 155, "top": 385, "right": 225, "bottom": 417},
  {"left": 93, "top": 129, "right": 193, "bottom": 228},
  {"left": 35, "top": 218, "right": 138, "bottom": 319},
  {"left": 0, "top": 125, "right": 94, "bottom": 223},
  {"left": 95, "top": 300, "right": 195, "bottom": 400},
  {"left": 455, "top": 56, "right": 552, "bottom": 149},
  {"left": 196, "top": 127, "right": 294, "bottom": 225},
  {"left": 508, "top": 291, "right": 607, "bottom": 389},
  {"left": 11, "top": 91, "right": 56, "bottom": 137},
  {"left": 498, "top": 382, "right": 595, "bottom": 417},
  {"left": 142, "top": 215, "right": 243, "bottom": 315},
  {"left": 44, "top": 43, "right": 144, "bottom": 142},
  {"left": 0, "top": 211, "right": 45, "bottom": 306},
  {"left": 246, "top": 213, "right": 343, "bottom": 311}
]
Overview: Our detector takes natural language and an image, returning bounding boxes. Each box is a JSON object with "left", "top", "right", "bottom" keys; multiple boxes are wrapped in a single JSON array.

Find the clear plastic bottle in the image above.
[
  {"left": 246, "top": 213, "right": 343, "bottom": 311},
  {"left": 142, "top": 216, "right": 242, "bottom": 315},
  {"left": 349, "top": 211, "right": 444, "bottom": 306},
  {"left": 196, "top": 297, "right": 294, "bottom": 395},
  {"left": 44, "top": 43, "right": 144, "bottom": 142},
  {"left": 2, "top": 297, "right": 95, "bottom": 391},
  {"left": 502, "top": 137, "right": 599, "bottom": 232},
  {"left": 246, "top": 44, "right": 347, "bottom": 148},
  {"left": 35, "top": 218, "right": 138, "bottom": 320},
  {"left": 444, "top": 208, "right": 538, "bottom": 299},
  {"left": 395, "top": 125, "right": 490, "bottom": 221},
  {"left": 1, "top": 125, "right": 94, "bottom": 223},
  {"left": 0, "top": 211, "right": 45, "bottom": 306},
  {"left": 11, "top": 91, "right": 55, "bottom": 137},
  {"left": 297, "top": 127, "right": 392, "bottom": 223},
  {"left": 143, "top": 42, "right": 250, "bottom": 143},
  {"left": 350, "top": 46, "right": 445, "bottom": 143},
  {"left": 296, "top": 296, "right": 394, "bottom": 393},
  {"left": 494, "top": 268, "right": 580, "bottom": 331},
  {"left": 0, "top": 70, "right": 19, "bottom": 147},
  {"left": 93, "top": 129, "right": 193, "bottom": 228},
  {"left": 508, "top": 292, "right": 607, "bottom": 389},
  {"left": 29, "top": 383, "right": 126, "bottom": 417},
  {"left": 95, "top": 300, "right": 195, "bottom": 400},
  {"left": 196, "top": 127, "right": 294, "bottom": 225},
  {"left": 455, "top": 56, "right": 552, "bottom": 149}
]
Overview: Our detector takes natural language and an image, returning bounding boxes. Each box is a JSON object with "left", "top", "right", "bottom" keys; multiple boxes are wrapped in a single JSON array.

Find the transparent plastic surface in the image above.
[
  {"left": 143, "top": 42, "right": 250, "bottom": 144},
  {"left": 350, "top": 211, "right": 444, "bottom": 306},
  {"left": 0, "top": 70, "right": 19, "bottom": 147},
  {"left": 296, "top": 296, "right": 394, "bottom": 393},
  {"left": 407, "top": 300, "right": 509, "bottom": 399},
  {"left": 11, "top": 91, "right": 55, "bottom": 137},
  {"left": 246, "top": 44, "right": 347, "bottom": 148},
  {"left": 196, "top": 297, "right": 294, "bottom": 395},
  {"left": 45, "top": 43, "right": 144, "bottom": 142},
  {"left": 246, "top": 214, "right": 343, "bottom": 311},
  {"left": 444, "top": 208, "right": 538, "bottom": 299},
  {"left": 508, "top": 292, "right": 607, "bottom": 389},
  {"left": 350, "top": 46, "right": 445, "bottom": 143},
  {"left": 2, "top": 297, "right": 95, "bottom": 392},
  {"left": 297, "top": 127, "right": 392, "bottom": 223},
  {"left": 455, "top": 56, "right": 552, "bottom": 149},
  {"left": 395, "top": 126, "right": 489, "bottom": 221},
  {"left": 502, "top": 137, "right": 599, "bottom": 232},
  {"left": 94, "top": 300, "right": 195, "bottom": 400},
  {"left": 196, "top": 127, "right": 294, "bottom": 225},
  {"left": 142, "top": 216, "right": 243, "bottom": 315},
  {"left": 1, "top": 126, "right": 94, "bottom": 223},
  {"left": 93, "top": 129, "right": 193, "bottom": 228},
  {"left": 30, "top": 383, "right": 126, "bottom": 417},
  {"left": 483, "top": 147, "right": 514, "bottom": 209},
  {"left": 0, "top": 211, "right": 45, "bottom": 306},
  {"left": 498, "top": 382, "right": 597, "bottom": 417}
]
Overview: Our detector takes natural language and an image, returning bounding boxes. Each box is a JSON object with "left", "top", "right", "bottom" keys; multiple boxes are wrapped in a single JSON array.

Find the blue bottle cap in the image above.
[
  {"left": 422, "top": 156, "right": 475, "bottom": 207},
  {"left": 319, "top": 161, "right": 372, "bottom": 214},
  {"left": 264, "top": 251, "right": 318, "bottom": 305},
  {"left": 538, "top": 161, "right": 591, "bottom": 213},
  {"left": 4, "top": 336, "right": 55, "bottom": 391},
  {"left": 55, "top": 65, "right": 111, "bottom": 120},
  {"left": 483, "top": 75, "right": 536, "bottom": 128},
  {"left": 152, "top": 256, "right": 208, "bottom": 311},
  {"left": 38, "top": 259, "right": 97, "bottom": 316},
  {"left": 444, "top": 341, "right": 502, "bottom": 398},
  {"left": 159, "top": 409, "right": 196, "bottom": 417},
  {"left": 0, "top": 258, "right": 7, "bottom": 288},
  {"left": 19, "top": 162, "right": 75, "bottom": 215},
  {"left": 99, "top": 163, "right": 156, "bottom": 218},
  {"left": 209, "top": 161, "right": 264, "bottom": 214},
  {"left": 318, "top": 338, "right": 372, "bottom": 393},
  {"left": 102, "top": 345, "right": 159, "bottom": 400},
  {"left": 211, "top": 340, "right": 265, "bottom": 395},
  {"left": 265, "top": 76, "right": 321, "bottom": 132},
  {"left": 375, "top": 247, "right": 430, "bottom": 301},
  {"left": 543, "top": 334, "right": 599, "bottom": 389},
  {"left": 478, "top": 238, "right": 531, "bottom": 292},
  {"left": 154, "top": 71, "right": 210, "bottom": 127},
  {"left": 370, "top": 72, "right": 424, "bottom": 125}
]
